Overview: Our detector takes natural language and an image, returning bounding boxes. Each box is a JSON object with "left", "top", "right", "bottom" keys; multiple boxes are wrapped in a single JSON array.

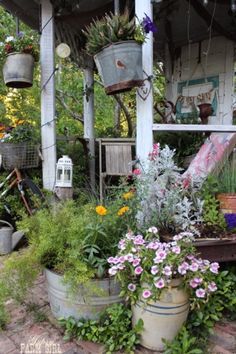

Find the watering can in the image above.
[{"left": 0, "top": 220, "right": 24, "bottom": 255}]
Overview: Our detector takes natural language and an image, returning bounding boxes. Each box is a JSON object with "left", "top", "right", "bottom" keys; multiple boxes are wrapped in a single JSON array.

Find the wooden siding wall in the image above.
[{"left": 165, "top": 37, "right": 235, "bottom": 125}]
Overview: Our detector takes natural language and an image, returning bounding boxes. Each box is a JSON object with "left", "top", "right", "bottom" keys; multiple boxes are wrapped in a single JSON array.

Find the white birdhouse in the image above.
[{"left": 55, "top": 155, "right": 73, "bottom": 187}]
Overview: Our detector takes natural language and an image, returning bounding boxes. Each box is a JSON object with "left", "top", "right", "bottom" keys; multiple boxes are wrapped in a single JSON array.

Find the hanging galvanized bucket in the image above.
[
  {"left": 94, "top": 40, "right": 143, "bottom": 95},
  {"left": 3, "top": 53, "right": 35, "bottom": 88}
]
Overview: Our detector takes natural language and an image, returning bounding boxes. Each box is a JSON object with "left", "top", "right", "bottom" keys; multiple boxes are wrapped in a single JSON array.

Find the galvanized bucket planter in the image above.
[
  {"left": 94, "top": 40, "right": 143, "bottom": 95},
  {"left": 3, "top": 53, "right": 35, "bottom": 88},
  {"left": 132, "top": 279, "right": 189, "bottom": 351},
  {"left": 45, "top": 268, "right": 122, "bottom": 320}
]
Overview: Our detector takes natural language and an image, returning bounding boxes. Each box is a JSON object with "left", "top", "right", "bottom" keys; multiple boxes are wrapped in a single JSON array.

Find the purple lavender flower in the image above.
[
  {"left": 224, "top": 213, "right": 236, "bottom": 230},
  {"left": 128, "top": 283, "right": 136, "bottom": 292},
  {"left": 142, "top": 289, "right": 152, "bottom": 299},
  {"left": 196, "top": 288, "right": 206, "bottom": 298},
  {"left": 142, "top": 14, "right": 157, "bottom": 34}
]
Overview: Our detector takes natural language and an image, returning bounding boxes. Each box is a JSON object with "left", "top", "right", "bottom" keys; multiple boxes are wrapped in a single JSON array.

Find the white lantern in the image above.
[{"left": 55, "top": 155, "right": 73, "bottom": 187}]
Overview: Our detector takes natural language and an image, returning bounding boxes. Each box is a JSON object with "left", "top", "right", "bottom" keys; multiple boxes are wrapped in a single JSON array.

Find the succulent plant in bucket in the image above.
[{"left": 84, "top": 11, "right": 157, "bottom": 95}]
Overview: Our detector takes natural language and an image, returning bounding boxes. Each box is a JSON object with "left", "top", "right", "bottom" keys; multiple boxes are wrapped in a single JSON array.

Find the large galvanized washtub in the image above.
[{"left": 45, "top": 268, "right": 122, "bottom": 320}]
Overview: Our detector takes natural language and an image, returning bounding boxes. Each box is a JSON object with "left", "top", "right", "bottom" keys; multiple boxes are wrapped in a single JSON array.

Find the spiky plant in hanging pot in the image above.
[{"left": 84, "top": 11, "right": 156, "bottom": 95}]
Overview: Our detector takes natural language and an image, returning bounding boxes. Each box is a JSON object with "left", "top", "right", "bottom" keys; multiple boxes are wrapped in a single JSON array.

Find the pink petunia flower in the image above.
[
  {"left": 128, "top": 283, "right": 136, "bottom": 292},
  {"left": 162, "top": 266, "right": 172, "bottom": 277},
  {"left": 134, "top": 266, "right": 143, "bottom": 275},
  {"left": 151, "top": 265, "right": 159, "bottom": 275},
  {"left": 196, "top": 288, "right": 206, "bottom": 298},
  {"left": 189, "top": 262, "right": 199, "bottom": 272},
  {"left": 172, "top": 246, "right": 181, "bottom": 254},
  {"left": 142, "top": 289, "right": 152, "bottom": 299},
  {"left": 208, "top": 282, "right": 217, "bottom": 292},
  {"left": 154, "top": 278, "right": 165, "bottom": 289},
  {"left": 210, "top": 262, "right": 220, "bottom": 274},
  {"left": 132, "top": 258, "right": 141, "bottom": 267},
  {"left": 108, "top": 267, "right": 117, "bottom": 276}
]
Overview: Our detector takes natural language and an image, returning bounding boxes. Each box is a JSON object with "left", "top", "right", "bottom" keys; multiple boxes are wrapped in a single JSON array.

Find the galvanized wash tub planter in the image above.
[
  {"left": 94, "top": 40, "right": 143, "bottom": 95},
  {"left": 3, "top": 53, "right": 35, "bottom": 88},
  {"left": 45, "top": 268, "right": 122, "bottom": 320},
  {"left": 132, "top": 279, "right": 189, "bottom": 351}
]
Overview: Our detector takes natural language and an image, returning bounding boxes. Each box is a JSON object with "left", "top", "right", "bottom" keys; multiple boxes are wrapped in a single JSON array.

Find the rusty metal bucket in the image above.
[
  {"left": 3, "top": 53, "right": 35, "bottom": 88},
  {"left": 94, "top": 40, "right": 143, "bottom": 95}
]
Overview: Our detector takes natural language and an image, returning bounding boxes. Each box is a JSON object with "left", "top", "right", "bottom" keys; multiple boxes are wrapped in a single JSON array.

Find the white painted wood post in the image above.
[
  {"left": 83, "top": 68, "right": 95, "bottom": 191},
  {"left": 135, "top": 0, "right": 154, "bottom": 165},
  {"left": 40, "top": 0, "right": 57, "bottom": 190}
]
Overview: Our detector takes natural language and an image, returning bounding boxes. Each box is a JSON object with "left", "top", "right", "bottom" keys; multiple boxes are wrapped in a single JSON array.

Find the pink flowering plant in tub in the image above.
[{"left": 108, "top": 229, "right": 219, "bottom": 307}]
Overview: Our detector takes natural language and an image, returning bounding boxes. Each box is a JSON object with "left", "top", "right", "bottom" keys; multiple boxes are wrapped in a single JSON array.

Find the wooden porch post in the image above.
[
  {"left": 83, "top": 68, "right": 95, "bottom": 191},
  {"left": 135, "top": 0, "right": 154, "bottom": 165},
  {"left": 40, "top": 0, "right": 57, "bottom": 190}
]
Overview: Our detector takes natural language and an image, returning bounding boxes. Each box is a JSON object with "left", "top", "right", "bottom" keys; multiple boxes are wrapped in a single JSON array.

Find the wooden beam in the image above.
[
  {"left": 40, "top": 0, "right": 57, "bottom": 190},
  {"left": 135, "top": 0, "right": 154, "bottom": 164},
  {"left": 153, "top": 124, "right": 236, "bottom": 132},
  {"left": 187, "top": 0, "right": 236, "bottom": 42},
  {"left": 83, "top": 68, "right": 95, "bottom": 192}
]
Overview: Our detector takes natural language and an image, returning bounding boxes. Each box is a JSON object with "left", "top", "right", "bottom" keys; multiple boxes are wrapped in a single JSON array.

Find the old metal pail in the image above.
[{"left": 3, "top": 53, "right": 34, "bottom": 88}]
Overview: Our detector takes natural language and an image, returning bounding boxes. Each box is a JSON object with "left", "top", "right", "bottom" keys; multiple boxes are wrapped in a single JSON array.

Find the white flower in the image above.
[{"left": 6, "top": 36, "right": 15, "bottom": 42}]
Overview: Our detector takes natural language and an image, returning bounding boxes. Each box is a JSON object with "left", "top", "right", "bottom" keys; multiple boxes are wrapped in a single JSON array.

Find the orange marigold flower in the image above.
[
  {"left": 96, "top": 205, "right": 107, "bottom": 216},
  {"left": 117, "top": 206, "right": 129, "bottom": 216},
  {"left": 123, "top": 191, "right": 134, "bottom": 200}
]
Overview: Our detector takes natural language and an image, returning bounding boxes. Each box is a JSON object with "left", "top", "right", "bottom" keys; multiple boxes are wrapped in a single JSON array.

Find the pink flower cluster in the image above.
[
  {"left": 148, "top": 143, "right": 160, "bottom": 161},
  {"left": 108, "top": 230, "right": 219, "bottom": 302}
]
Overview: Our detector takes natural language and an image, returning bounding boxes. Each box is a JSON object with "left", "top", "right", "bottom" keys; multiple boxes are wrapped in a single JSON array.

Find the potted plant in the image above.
[
  {"left": 0, "top": 123, "right": 39, "bottom": 169},
  {"left": 12, "top": 194, "right": 136, "bottom": 320},
  {"left": 84, "top": 11, "right": 157, "bottom": 95},
  {"left": 215, "top": 156, "right": 236, "bottom": 230},
  {"left": 0, "top": 32, "right": 39, "bottom": 88},
  {"left": 108, "top": 229, "right": 219, "bottom": 351},
  {"left": 133, "top": 143, "right": 204, "bottom": 238}
]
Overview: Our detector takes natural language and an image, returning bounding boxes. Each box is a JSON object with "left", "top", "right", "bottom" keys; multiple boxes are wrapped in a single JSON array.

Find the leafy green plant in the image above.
[
  {"left": 163, "top": 268, "right": 236, "bottom": 353},
  {"left": 163, "top": 327, "right": 203, "bottom": 354},
  {"left": 0, "top": 123, "right": 39, "bottom": 143},
  {"left": 216, "top": 157, "right": 236, "bottom": 194},
  {"left": 59, "top": 303, "right": 144, "bottom": 354},
  {"left": 0, "top": 32, "right": 39, "bottom": 62},
  {"left": 200, "top": 175, "right": 226, "bottom": 229}
]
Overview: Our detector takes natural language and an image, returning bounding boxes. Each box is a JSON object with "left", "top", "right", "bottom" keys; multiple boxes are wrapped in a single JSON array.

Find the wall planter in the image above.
[
  {"left": 94, "top": 40, "right": 143, "bottom": 95},
  {"left": 132, "top": 279, "right": 189, "bottom": 351},
  {"left": 3, "top": 53, "right": 35, "bottom": 88},
  {"left": 45, "top": 268, "right": 122, "bottom": 320}
]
